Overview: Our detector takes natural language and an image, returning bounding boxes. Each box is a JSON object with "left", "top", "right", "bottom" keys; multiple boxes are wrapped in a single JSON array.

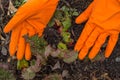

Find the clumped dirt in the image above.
[{"left": 0, "top": 0, "right": 120, "bottom": 80}]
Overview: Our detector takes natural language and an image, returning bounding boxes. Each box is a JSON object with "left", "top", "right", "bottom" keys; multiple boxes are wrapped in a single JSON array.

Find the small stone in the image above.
[{"left": 115, "top": 56, "right": 120, "bottom": 62}]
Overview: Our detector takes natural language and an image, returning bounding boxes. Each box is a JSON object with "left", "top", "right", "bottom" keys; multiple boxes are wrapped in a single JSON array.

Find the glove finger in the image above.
[
  {"left": 74, "top": 23, "right": 95, "bottom": 51},
  {"left": 9, "top": 26, "right": 22, "bottom": 56},
  {"left": 25, "top": 43, "right": 31, "bottom": 60},
  {"left": 17, "top": 28, "right": 28, "bottom": 60},
  {"left": 78, "top": 27, "right": 102, "bottom": 60},
  {"left": 25, "top": 22, "right": 36, "bottom": 37},
  {"left": 27, "top": 20, "right": 45, "bottom": 37},
  {"left": 4, "top": 0, "right": 48, "bottom": 33},
  {"left": 105, "top": 31, "right": 119, "bottom": 58},
  {"left": 28, "top": 28, "right": 36, "bottom": 37},
  {"left": 75, "top": 1, "right": 94, "bottom": 24},
  {"left": 88, "top": 33, "right": 109, "bottom": 59}
]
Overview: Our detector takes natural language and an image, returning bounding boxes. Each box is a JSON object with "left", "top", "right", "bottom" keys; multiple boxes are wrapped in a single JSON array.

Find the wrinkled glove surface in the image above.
[
  {"left": 4, "top": 0, "right": 59, "bottom": 60},
  {"left": 74, "top": 0, "right": 120, "bottom": 60}
]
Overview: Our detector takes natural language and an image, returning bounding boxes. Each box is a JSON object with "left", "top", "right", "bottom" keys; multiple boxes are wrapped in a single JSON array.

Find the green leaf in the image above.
[
  {"left": 62, "top": 17, "right": 71, "bottom": 32},
  {"left": 57, "top": 42, "right": 67, "bottom": 50},
  {"left": 14, "top": 0, "right": 27, "bottom": 7},
  {"left": 54, "top": 10, "right": 64, "bottom": 21},
  {"left": 17, "top": 59, "right": 29, "bottom": 70},
  {"left": 29, "top": 35, "right": 47, "bottom": 54},
  {"left": 61, "top": 32, "right": 72, "bottom": 43},
  {"left": 61, "top": 6, "right": 69, "bottom": 12},
  {"left": 72, "top": 11, "right": 79, "bottom": 16},
  {"left": 48, "top": 18, "right": 55, "bottom": 27}
]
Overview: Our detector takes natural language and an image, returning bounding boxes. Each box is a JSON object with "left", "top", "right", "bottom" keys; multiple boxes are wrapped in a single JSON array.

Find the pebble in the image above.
[{"left": 115, "top": 56, "right": 120, "bottom": 62}]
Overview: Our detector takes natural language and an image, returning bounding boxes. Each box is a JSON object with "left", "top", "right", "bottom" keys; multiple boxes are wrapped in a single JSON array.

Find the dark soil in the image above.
[{"left": 0, "top": 0, "right": 120, "bottom": 80}]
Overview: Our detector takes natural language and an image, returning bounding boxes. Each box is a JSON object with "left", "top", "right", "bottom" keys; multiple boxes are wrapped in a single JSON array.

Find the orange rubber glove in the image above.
[
  {"left": 9, "top": 21, "right": 36, "bottom": 60},
  {"left": 74, "top": 0, "right": 120, "bottom": 60},
  {"left": 4, "top": 0, "right": 59, "bottom": 60}
]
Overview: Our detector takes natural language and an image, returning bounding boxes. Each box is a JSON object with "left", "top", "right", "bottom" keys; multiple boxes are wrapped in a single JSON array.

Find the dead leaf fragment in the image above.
[
  {"left": 52, "top": 61, "right": 60, "bottom": 70},
  {"left": 62, "top": 70, "right": 69, "bottom": 78},
  {"left": 8, "top": 0, "right": 17, "bottom": 14},
  {"left": 1, "top": 46, "right": 7, "bottom": 55},
  {"left": 43, "top": 73, "right": 63, "bottom": 80}
]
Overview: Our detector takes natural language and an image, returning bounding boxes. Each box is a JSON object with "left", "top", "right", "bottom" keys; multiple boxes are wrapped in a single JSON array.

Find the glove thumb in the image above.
[{"left": 75, "top": 1, "right": 94, "bottom": 24}]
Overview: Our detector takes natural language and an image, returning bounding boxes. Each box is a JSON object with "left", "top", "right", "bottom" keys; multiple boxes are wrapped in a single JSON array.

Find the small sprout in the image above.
[
  {"left": 14, "top": 0, "right": 27, "bottom": 7},
  {"left": 57, "top": 42, "right": 67, "bottom": 50},
  {"left": 61, "top": 32, "right": 72, "bottom": 43},
  {"left": 61, "top": 6, "right": 69, "bottom": 11},
  {"left": 72, "top": 11, "right": 79, "bottom": 16},
  {"left": 28, "top": 35, "right": 47, "bottom": 54},
  {"left": 22, "top": 54, "right": 44, "bottom": 80},
  {"left": 17, "top": 59, "right": 29, "bottom": 70},
  {"left": 62, "top": 17, "right": 71, "bottom": 32}
]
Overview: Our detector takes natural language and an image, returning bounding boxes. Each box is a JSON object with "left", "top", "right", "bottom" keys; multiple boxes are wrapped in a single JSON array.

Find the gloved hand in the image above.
[
  {"left": 4, "top": 0, "right": 59, "bottom": 60},
  {"left": 74, "top": 0, "right": 120, "bottom": 60},
  {"left": 8, "top": 22, "right": 36, "bottom": 60}
]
